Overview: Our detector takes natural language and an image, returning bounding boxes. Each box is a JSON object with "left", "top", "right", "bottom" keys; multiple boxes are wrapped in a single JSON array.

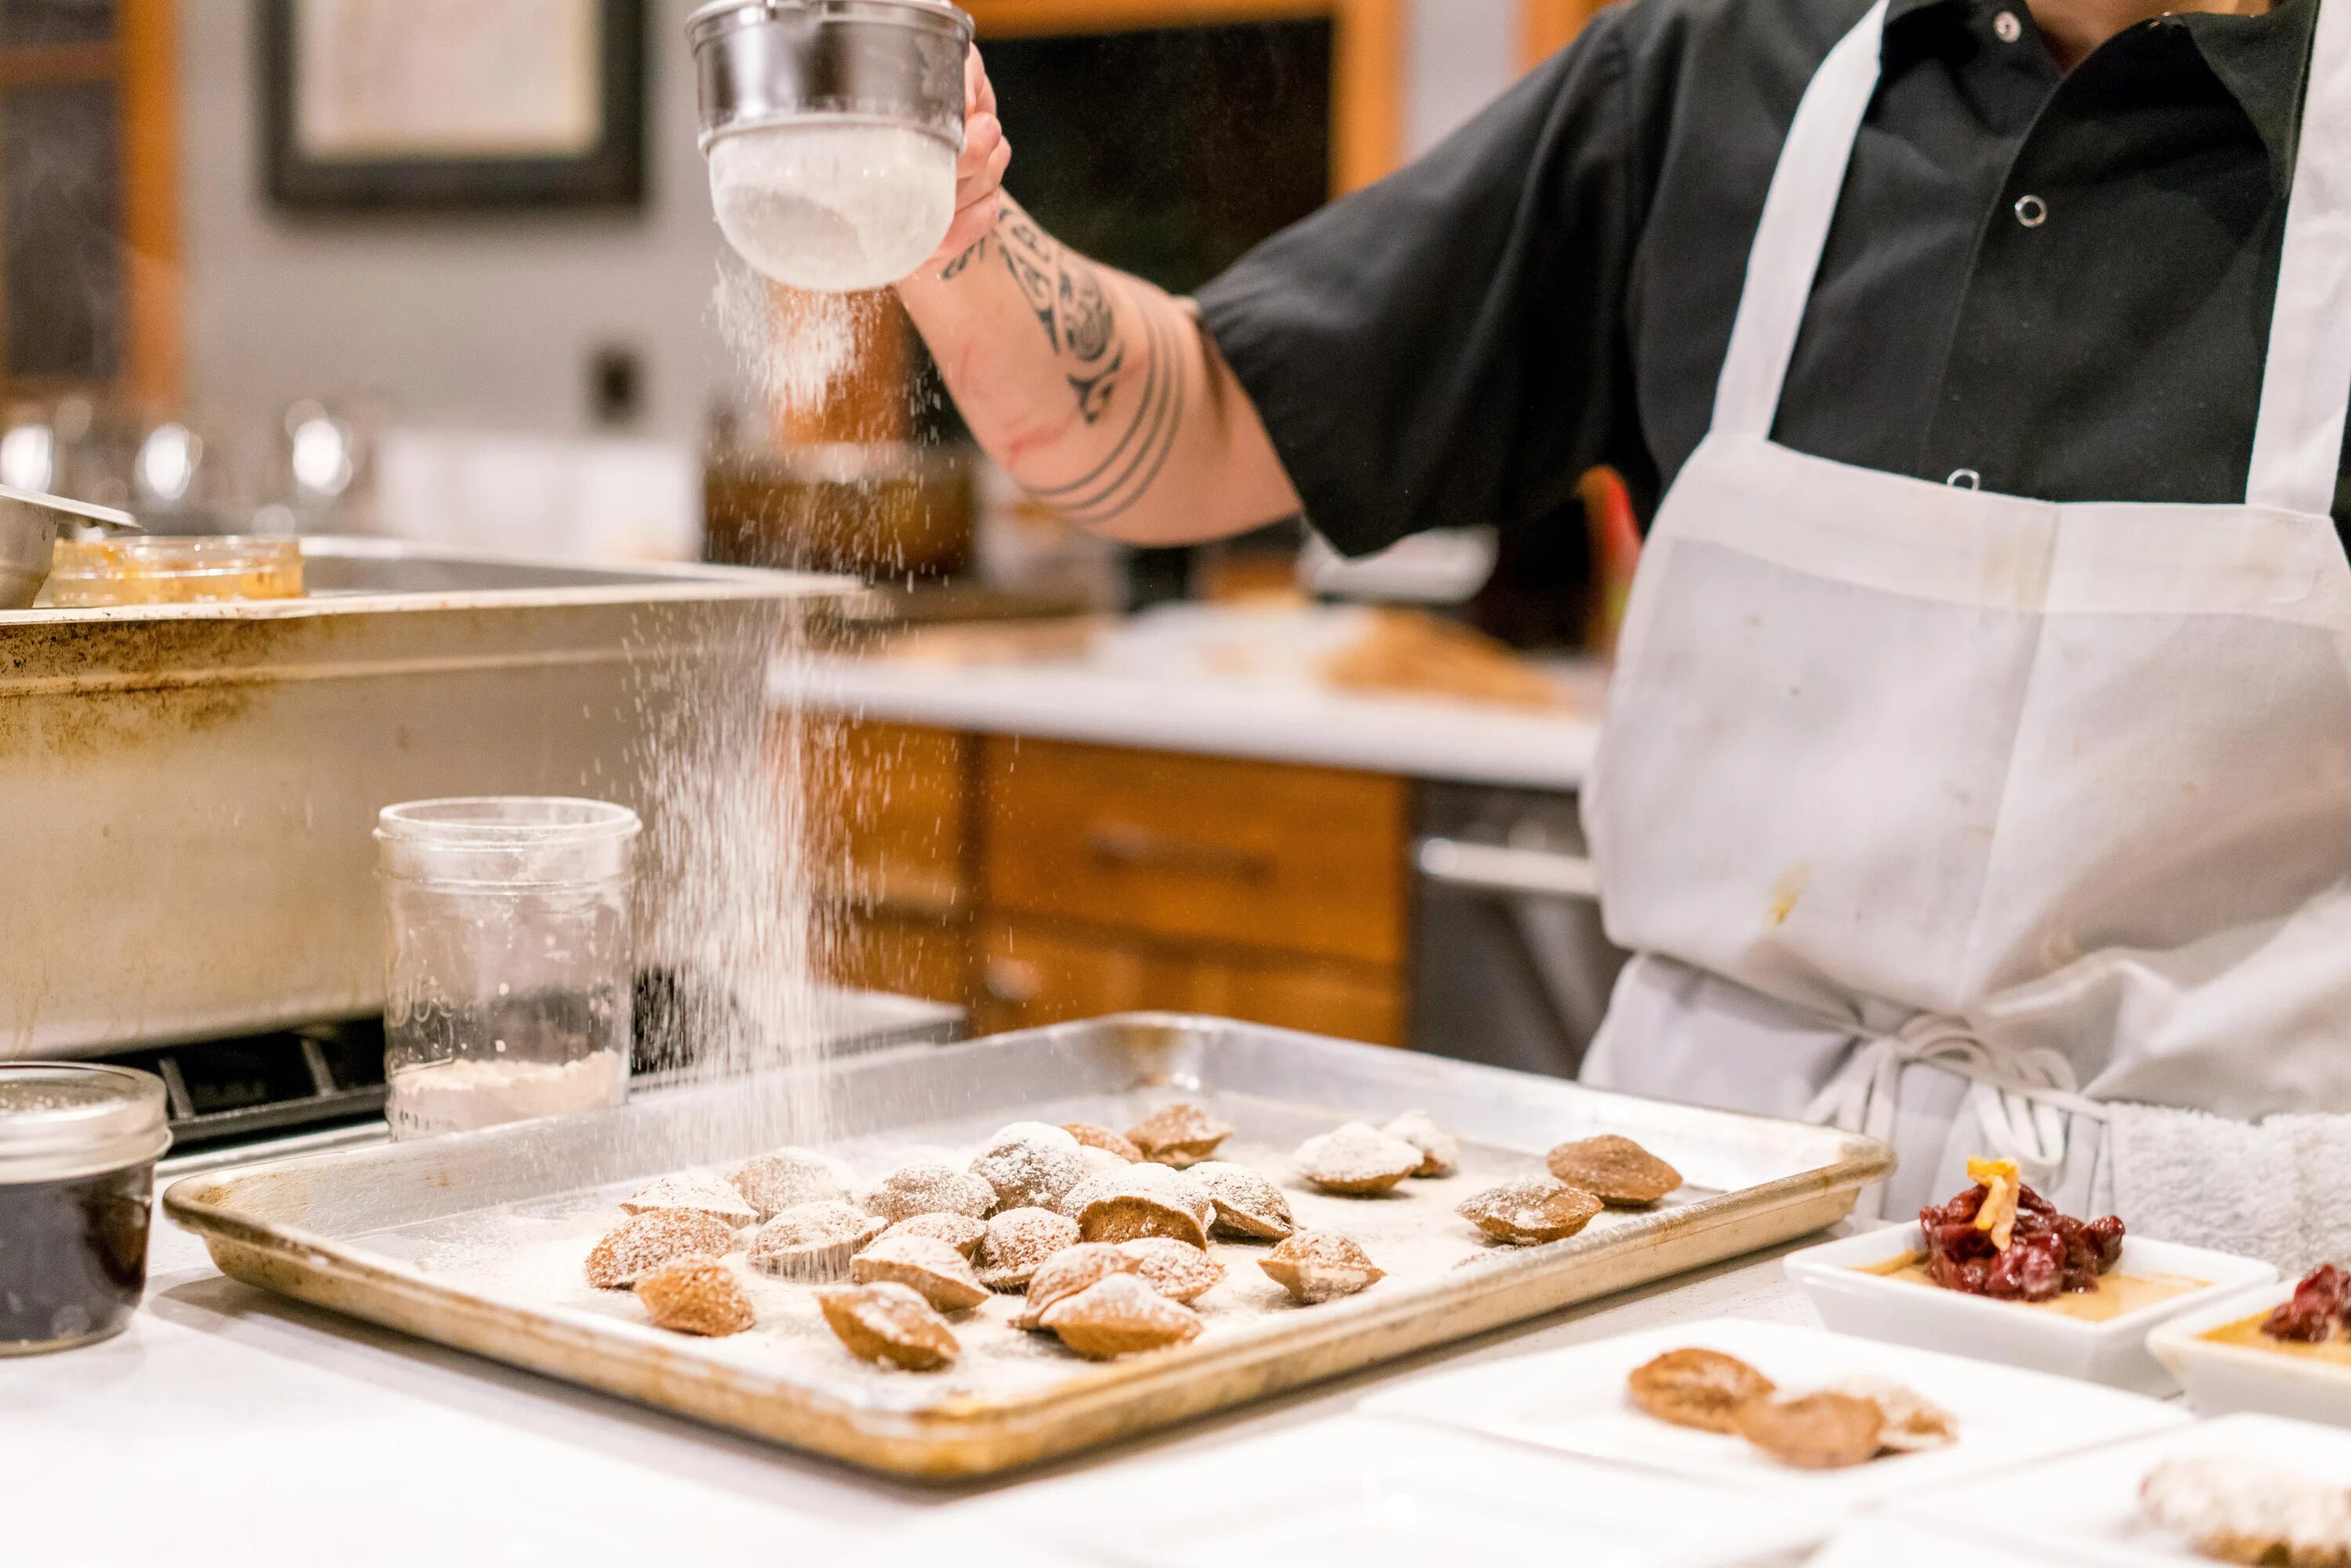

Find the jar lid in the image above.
[{"left": 0, "top": 1063, "right": 172, "bottom": 1184}]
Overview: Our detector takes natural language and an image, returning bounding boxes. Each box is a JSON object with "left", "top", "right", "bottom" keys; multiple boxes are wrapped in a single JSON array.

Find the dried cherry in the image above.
[
  {"left": 2262, "top": 1264, "right": 2351, "bottom": 1342},
  {"left": 1916, "top": 1180, "right": 2124, "bottom": 1302}
]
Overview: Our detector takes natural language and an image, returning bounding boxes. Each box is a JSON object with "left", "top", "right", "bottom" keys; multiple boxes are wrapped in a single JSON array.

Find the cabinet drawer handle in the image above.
[
  {"left": 1084, "top": 822, "right": 1273, "bottom": 883},
  {"left": 983, "top": 955, "right": 1041, "bottom": 1004},
  {"left": 1415, "top": 837, "right": 1599, "bottom": 901}
]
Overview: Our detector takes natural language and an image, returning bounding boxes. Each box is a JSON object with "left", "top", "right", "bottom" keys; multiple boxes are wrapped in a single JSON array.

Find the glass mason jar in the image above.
[
  {"left": 375, "top": 798, "right": 640, "bottom": 1140},
  {"left": 0, "top": 1063, "right": 172, "bottom": 1355}
]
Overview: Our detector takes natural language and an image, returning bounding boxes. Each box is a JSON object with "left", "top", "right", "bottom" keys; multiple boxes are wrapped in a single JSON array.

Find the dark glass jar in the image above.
[{"left": 0, "top": 1063, "right": 171, "bottom": 1355}]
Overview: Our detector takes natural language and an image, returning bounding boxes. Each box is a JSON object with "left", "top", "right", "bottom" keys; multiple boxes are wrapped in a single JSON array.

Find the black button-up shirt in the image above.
[{"left": 1194, "top": 0, "right": 2332, "bottom": 557}]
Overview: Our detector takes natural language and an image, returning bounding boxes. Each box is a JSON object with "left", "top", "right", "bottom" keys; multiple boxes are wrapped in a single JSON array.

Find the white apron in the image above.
[{"left": 1580, "top": 0, "right": 2351, "bottom": 1235}]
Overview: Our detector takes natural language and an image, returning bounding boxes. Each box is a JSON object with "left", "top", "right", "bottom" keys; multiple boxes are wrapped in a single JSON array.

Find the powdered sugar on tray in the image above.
[{"left": 357, "top": 1090, "right": 1710, "bottom": 1414}]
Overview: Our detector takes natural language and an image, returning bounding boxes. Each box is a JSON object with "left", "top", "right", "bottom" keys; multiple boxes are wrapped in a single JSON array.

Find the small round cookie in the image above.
[
  {"left": 973, "top": 1206, "right": 1081, "bottom": 1291},
  {"left": 1295, "top": 1122, "right": 1425, "bottom": 1196},
  {"left": 1074, "top": 1145, "right": 1133, "bottom": 1179},
  {"left": 817, "top": 1281, "right": 959, "bottom": 1371},
  {"left": 1118, "top": 1237, "right": 1224, "bottom": 1303},
  {"left": 633, "top": 1257, "right": 755, "bottom": 1338},
  {"left": 1063, "top": 1122, "right": 1143, "bottom": 1162},
  {"left": 1824, "top": 1376, "right": 1958, "bottom": 1453},
  {"left": 875, "top": 1211, "right": 987, "bottom": 1259},
  {"left": 1068, "top": 1163, "right": 1215, "bottom": 1248},
  {"left": 1125, "top": 1103, "right": 1233, "bottom": 1168},
  {"left": 1016, "top": 1242, "right": 1142, "bottom": 1330},
  {"left": 620, "top": 1174, "right": 759, "bottom": 1228},
  {"left": 1040, "top": 1273, "right": 1205, "bottom": 1360},
  {"left": 1458, "top": 1177, "right": 1603, "bottom": 1244},
  {"left": 746, "top": 1200, "right": 887, "bottom": 1281},
  {"left": 1382, "top": 1110, "right": 1460, "bottom": 1179},
  {"left": 969, "top": 1121, "right": 1086, "bottom": 1214},
  {"left": 1627, "top": 1348, "right": 1774, "bottom": 1434},
  {"left": 1259, "top": 1231, "right": 1385, "bottom": 1305},
  {"left": 849, "top": 1233, "right": 991, "bottom": 1313},
  {"left": 585, "top": 1209, "right": 738, "bottom": 1291},
  {"left": 726, "top": 1147, "right": 853, "bottom": 1219},
  {"left": 1734, "top": 1392, "right": 1885, "bottom": 1470},
  {"left": 1190, "top": 1161, "right": 1296, "bottom": 1241},
  {"left": 1545, "top": 1135, "right": 1683, "bottom": 1207},
  {"left": 861, "top": 1162, "right": 994, "bottom": 1224}
]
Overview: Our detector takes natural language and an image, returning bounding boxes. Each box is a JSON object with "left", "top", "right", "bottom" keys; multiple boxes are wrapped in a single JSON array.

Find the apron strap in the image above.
[
  {"left": 1710, "top": 0, "right": 1890, "bottom": 440},
  {"left": 2248, "top": 0, "right": 2351, "bottom": 516}
]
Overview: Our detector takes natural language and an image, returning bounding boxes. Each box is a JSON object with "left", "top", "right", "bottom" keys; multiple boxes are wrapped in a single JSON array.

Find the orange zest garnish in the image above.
[{"left": 1967, "top": 1157, "right": 2021, "bottom": 1251}]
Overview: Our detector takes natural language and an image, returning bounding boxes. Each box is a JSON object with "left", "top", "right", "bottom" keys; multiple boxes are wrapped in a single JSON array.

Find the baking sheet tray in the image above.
[{"left": 164, "top": 1013, "right": 1892, "bottom": 1479}]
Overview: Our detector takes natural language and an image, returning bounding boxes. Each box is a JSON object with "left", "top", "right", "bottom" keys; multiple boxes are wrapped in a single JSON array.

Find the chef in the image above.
[{"left": 895, "top": 0, "right": 2351, "bottom": 1263}]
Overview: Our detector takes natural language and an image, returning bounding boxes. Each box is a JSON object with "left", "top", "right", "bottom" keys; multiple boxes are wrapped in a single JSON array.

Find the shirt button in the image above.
[
  {"left": 1994, "top": 9, "right": 2023, "bottom": 39},
  {"left": 2014, "top": 194, "right": 2049, "bottom": 228}
]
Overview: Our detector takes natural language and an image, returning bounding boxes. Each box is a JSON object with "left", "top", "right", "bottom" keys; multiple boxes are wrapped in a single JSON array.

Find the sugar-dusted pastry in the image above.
[
  {"left": 1074, "top": 1145, "right": 1132, "bottom": 1179},
  {"left": 1125, "top": 1103, "right": 1233, "bottom": 1168},
  {"left": 1063, "top": 1122, "right": 1143, "bottom": 1163},
  {"left": 632, "top": 1257, "right": 755, "bottom": 1338},
  {"left": 1190, "top": 1161, "right": 1296, "bottom": 1241},
  {"left": 973, "top": 1206, "right": 1081, "bottom": 1291},
  {"left": 2140, "top": 1456, "right": 2351, "bottom": 1566},
  {"left": 1040, "top": 1273, "right": 1205, "bottom": 1359},
  {"left": 1295, "top": 1122, "right": 1426, "bottom": 1196},
  {"left": 969, "top": 1121, "right": 1086, "bottom": 1214},
  {"left": 1824, "top": 1376, "right": 1958, "bottom": 1453},
  {"left": 1626, "top": 1348, "right": 1775, "bottom": 1434},
  {"left": 619, "top": 1174, "right": 759, "bottom": 1229},
  {"left": 1458, "top": 1176, "right": 1603, "bottom": 1244},
  {"left": 1733, "top": 1392, "right": 1885, "bottom": 1469},
  {"left": 1118, "top": 1237, "right": 1225, "bottom": 1303},
  {"left": 817, "top": 1281, "right": 960, "bottom": 1371},
  {"left": 1016, "top": 1242, "right": 1143, "bottom": 1330},
  {"left": 860, "top": 1161, "right": 994, "bottom": 1224},
  {"left": 726, "top": 1147, "right": 853, "bottom": 1220},
  {"left": 1383, "top": 1110, "right": 1460, "bottom": 1179},
  {"left": 585, "top": 1209, "right": 738, "bottom": 1291},
  {"left": 745, "top": 1200, "right": 887, "bottom": 1281},
  {"left": 1259, "top": 1231, "right": 1384, "bottom": 1305},
  {"left": 1545, "top": 1135, "right": 1683, "bottom": 1207},
  {"left": 874, "top": 1211, "right": 987, "bottom": 1260},
  {"left": 849, "top": 1233, "right": 991, "bottom": 1313},
  {"left": 1065, "top": 1163, "right": 1215, "bottom": 1248}
]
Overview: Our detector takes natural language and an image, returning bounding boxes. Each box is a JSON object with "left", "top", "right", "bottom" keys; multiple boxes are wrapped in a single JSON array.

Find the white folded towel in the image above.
[{"left": 2106, "top": 1100, "right": 2351, "bottom": 1275}]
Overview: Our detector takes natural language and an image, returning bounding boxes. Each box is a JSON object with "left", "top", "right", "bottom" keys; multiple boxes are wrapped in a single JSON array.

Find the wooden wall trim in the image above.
[
  {"left": 962, "top": 0, "right": 1407, "bottom": 194},
  {"left": 118, "top": 0, "right": 182, "bottom": 405}
]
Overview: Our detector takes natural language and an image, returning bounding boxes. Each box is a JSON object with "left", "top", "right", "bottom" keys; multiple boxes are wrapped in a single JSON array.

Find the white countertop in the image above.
[
  {"left": 5, "top": 1195, "right": 1827, "bottom": 1566},
  {"left": 775, "top": 606, "right": 1605, "bottom": 791}
]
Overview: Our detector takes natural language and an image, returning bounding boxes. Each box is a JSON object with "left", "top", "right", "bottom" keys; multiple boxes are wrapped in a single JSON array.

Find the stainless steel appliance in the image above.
[
  {"left": 688, "top": 0, "right": 974, "bottom": 154},
  {"left": 1411, "top": 780, "right": 1628, "bottom": 1077}
]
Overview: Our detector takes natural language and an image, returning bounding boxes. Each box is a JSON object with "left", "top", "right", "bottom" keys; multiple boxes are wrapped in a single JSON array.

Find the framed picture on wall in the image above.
[{"left": 262, "top": 0, "right": 646, "bottom": 210}]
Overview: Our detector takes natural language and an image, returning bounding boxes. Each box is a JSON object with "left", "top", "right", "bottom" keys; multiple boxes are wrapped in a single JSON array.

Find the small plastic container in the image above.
[
  {"left": 42, "top": 534, "right": 305, "bottom": 607},
  {"left": 0, "top": 1063, "right": 172, "bottom": 1355},
  {"left": 375, "top": 798, "right": 640, "bottom": 1140}
]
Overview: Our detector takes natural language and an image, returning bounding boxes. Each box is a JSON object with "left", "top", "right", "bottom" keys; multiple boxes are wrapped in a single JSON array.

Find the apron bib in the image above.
[{"left": 1580, "top": 0, "right": 2351, "bottom": 1224}]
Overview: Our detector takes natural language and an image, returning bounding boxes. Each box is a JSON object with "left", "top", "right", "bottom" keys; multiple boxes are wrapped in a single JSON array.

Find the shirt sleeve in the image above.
[{"left": 1194, "top": 9, "right": 1659, "bottom": 558}]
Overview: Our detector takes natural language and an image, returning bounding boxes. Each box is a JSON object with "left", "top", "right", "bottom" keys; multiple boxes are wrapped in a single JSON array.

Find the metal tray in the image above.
[{"left": 164, "top": 1014, "right": 1891, "bottom": 1479}]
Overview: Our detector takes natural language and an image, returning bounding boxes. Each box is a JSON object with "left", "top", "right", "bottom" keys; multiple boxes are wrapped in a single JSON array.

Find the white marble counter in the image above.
[
  {"left": 775, "top": 606, "right": 1606, "bottom": 791},
  {"left": 4, "top": 1197, "right": 1826, "bottom": 1566}
]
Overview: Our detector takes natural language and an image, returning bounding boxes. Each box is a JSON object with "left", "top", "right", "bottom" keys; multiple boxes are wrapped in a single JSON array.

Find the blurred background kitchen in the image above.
[{"left": 5, "top": 0, "right": 1634, "bottom": 1080}]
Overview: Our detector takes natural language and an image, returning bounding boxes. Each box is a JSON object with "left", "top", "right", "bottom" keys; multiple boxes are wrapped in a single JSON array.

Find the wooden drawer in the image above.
[
  {"left": 825, "top": 908, "right": 973, "bottom": 1009},
  {"left": 981, "top": 737, "right": 1407, "bottom": 965},
  {"left": 974, "top": 918, "right": 1404, "bottom": 1046},
  {"left": 806, "top": 720, "right": 972, "bottom": 914}
]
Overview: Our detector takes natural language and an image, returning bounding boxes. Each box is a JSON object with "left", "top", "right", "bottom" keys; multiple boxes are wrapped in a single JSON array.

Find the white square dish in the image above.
[
  {"left": 2146, "top": 1279, "right": 2351, "bottom": 1425},
  {"left": 878, "top": 1416, "right": 1832, "bottom": 1568},
  {"left": 1357, "top": 1318, "right": 2186, "bottom": 1509},
  {"left": 1804, "top": 1519, "right": 2113, "bottom": 1568},
  {"left": 1894, "top": 1412, "right": 2351, "bottom": 1565},
  {"left": 1783, "top": 1224, "right": 2276, "bottom": 1394}
]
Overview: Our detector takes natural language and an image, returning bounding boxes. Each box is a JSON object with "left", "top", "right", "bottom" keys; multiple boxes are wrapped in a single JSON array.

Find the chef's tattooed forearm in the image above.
[
  {"left": 1026, "top": 295, "right": 1183, "bottom": 525},
  {"left": 992, "top": 205, "right": 1132, "bottom": 426}
]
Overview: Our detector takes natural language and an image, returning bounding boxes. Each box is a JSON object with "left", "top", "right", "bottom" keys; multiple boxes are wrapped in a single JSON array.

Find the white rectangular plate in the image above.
[
  {"left": 1806, "top": 1519, "right": 2114, "bottom": 1568},
  {"left": 2147, "top": 1280, "right": 2351, "bottom": 1426},
  {"left": 1894, "top": 1412, "right": 2351, "bottom": 1565},
  {"left": 1359, "top": 1318, "right": 2187, "bottom": 1508},
  {"left": 874, "top": 1417, "right": 1832, "bottom": 1568},
  {"left": 1784, "top": 1226, "right": 2276, "bottom": 1395}
]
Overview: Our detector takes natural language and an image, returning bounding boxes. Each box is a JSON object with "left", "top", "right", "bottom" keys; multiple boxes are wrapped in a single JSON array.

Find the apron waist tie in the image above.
[{"left": 1799, "top": 1012, "right": 2109, "bottom": 1219}]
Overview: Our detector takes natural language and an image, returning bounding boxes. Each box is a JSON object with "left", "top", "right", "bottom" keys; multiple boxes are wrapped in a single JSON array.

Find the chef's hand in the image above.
[{"left": 928, "top": 48, "right": 1011, "bottom": 269}]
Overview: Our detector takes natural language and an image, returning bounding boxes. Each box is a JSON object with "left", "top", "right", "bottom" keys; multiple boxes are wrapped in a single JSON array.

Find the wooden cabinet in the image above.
[{"left": 818, "top": 722, "right": 1411, "bottom": 1045}]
